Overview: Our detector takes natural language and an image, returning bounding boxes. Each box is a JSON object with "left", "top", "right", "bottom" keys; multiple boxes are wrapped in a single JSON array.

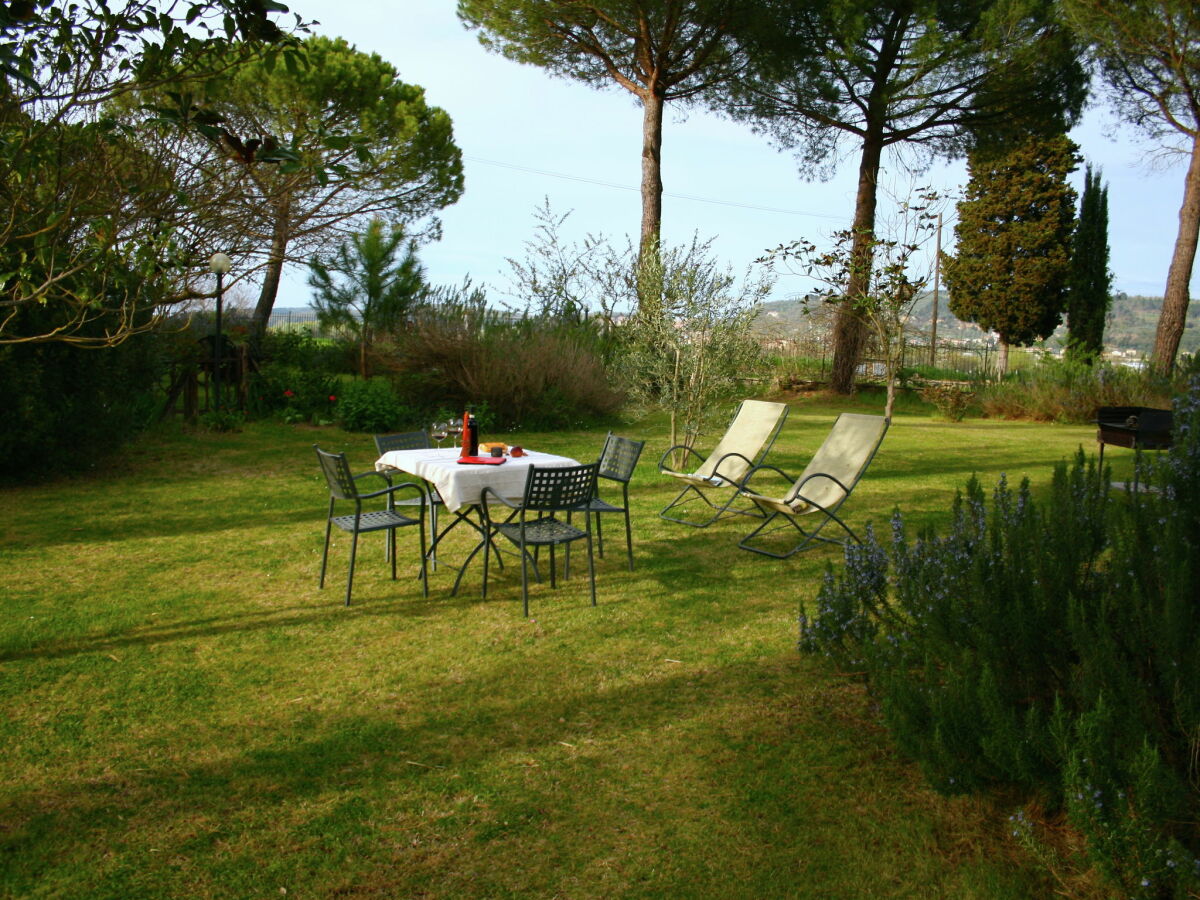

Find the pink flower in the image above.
[
  {"left": 328, "top": 394, "right": 337, "bottom": 403},
  {"left": 283, "top": 389, "right": 295, "bottom": 398}
]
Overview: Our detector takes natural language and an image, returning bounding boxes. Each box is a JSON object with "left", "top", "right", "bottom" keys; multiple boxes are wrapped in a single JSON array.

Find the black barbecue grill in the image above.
[{"left": 1094, "top": 405, "right": 1174, "bottom": 470}]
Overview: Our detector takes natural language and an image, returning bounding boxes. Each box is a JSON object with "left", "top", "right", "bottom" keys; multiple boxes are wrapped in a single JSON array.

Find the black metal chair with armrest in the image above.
[
  {"left": 374, "top": 431, "right": 444, "bottom": 564},
  {"left": 314, "top": 445, "right": 428, "bottom": 606},
  {"left": 480, "top": 462, "right": 600, "bottom": 617}
]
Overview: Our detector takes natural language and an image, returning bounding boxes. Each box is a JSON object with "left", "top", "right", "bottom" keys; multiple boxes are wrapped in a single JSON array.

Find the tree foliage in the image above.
[
  {"left": 457, "top": 0, "right": 746, "bottom": 269},
  {"left": 134, "top": 34, "right": 464, "bottom": 339},
  {"left": 617, "top": 236, "right": 770, "bottom": 456},
  {"left": 764, "top": 189, "right": 944, "bottom": 419},
  {"left": 943, "top": 133, "right": 1079, "bottom": 373},
  {"left": 1066, "top": 164, "right": 1112, "bottom": 360},
  {"left": 308, "top": 218, "right": 429, "bottom": 379},
  {"left": 0, "top": 0, "right": 302, "bottom": 345},
  {"left": 719, "top": 0, "right": 1088, "bottom": 392},
  {"left": 1063, "top": 0, "right": 1200, "bottom": 373}
]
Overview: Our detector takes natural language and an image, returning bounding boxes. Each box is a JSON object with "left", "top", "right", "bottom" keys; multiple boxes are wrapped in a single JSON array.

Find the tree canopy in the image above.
[
  {"left": 309, "top": 219, "right": 428, "bottom": 379},
  {"left": 719, "top": 0, "right": 1087, "bottom": 392},
  {"left": 1066, "top": 164, "right": 1112, "bottom": 360},
  {"left": 0, "top": 0, "right": 302, "bottom": 345},
  {"left": 458, "top": 0, "right": 746, "bottom": 270},
  {"left": 1063, "top": 0, "right": 1200, "bottom": 372},
  {"left": 943, "top": 132, "right": 1080, "bottom": 373},
  {"left": 136, "top": 34, "right": 464, "bottom": 338}
]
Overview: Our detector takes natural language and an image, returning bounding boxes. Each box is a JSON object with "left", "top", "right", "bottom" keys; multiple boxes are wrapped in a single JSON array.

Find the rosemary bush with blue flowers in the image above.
[{"left": 803, "top": 378, "right": 1200, "bottom": 897}]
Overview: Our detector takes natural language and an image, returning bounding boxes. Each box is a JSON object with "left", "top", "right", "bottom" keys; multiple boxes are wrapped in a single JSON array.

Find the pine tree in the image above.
[
  {"left": 308, "top": 219, "right": 428, "bottom": 379},
  {"left": 1066, "top": 165, "right": 1112, "bottom": 361},
  {"left": 943, "top": 133, "right": 1080, "bottom": 374}
]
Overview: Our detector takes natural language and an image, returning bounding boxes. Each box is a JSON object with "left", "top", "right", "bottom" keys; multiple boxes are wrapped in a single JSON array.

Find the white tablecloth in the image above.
[{"left": 375, "top": 447, "right": 581, "bottom": 512}]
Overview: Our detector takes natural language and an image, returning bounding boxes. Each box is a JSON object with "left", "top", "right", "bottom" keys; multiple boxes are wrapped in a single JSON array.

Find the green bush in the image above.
[
  {"left": 801, "top": 378, "right": 1200, "bottom": 895},
  {"left": 980, "top": 357, "right": 1173, "bottom": 422},
  {"left": 916, "top": 381, "right": 975, "bottom": 421},
  {"left": 0, "top": 315, "right": 168, "bottom": 479},
  {"left": 258, "top": 330, "right": 350, "bottom": 374},
  {"left": 390, "top": 298, "right": 623, "bottom": 430},
  {"left": 334, "top": 378, "right": 412, "bottom": 433}
]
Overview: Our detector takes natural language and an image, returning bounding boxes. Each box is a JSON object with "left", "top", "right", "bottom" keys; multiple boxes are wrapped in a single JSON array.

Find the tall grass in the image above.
[
  {"left": 980, "top": 358, "right": 1175, "bottom": 422},
  {"left": 391, "top": 301, "right": 623, "bottom": 429}
]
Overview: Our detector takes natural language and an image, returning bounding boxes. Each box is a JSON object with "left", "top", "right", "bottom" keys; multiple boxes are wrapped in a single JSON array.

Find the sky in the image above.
[{"left": 270, "top": 1, "right": 1197, "bottom": 311}]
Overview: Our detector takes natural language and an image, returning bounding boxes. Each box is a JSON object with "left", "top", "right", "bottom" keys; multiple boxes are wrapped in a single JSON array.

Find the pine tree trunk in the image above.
[
  {"left": 1152, "top": 133, "right": 1200, "bottom": 374},
  {"left": 252, "top": 197, "right": 292, "bottom": 341},
  {"left": 830, "top": 133, "right": 883, "bottom": 394},
  {"left": 636, "top": 88, "right": 665, "bottom": 315},
  {"left": 997, "top": 340, "right": 1010, "bottom": 377}
]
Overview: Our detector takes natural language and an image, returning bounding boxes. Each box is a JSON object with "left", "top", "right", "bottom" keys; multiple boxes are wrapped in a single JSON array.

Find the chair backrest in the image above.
[
  {"left": 598, "top": 433, "right": 645, "bottom": 484},
  {"left": 793, "top": 414, "right": 889, "bottom": 510},
  {"left": 314, "top": 445, "right": 358, "bottom": 501},
  {"left": 374, "top": 431, "right": 432, "bottom": 454},
  {"left": 695, "top": 399, "right": 789, "bottom": 482},
  {"left": 522, "top": 463, "right": 599, "bottom": 512}
]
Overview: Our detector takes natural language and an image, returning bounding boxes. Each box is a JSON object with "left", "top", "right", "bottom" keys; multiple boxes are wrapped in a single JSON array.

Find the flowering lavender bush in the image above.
[{"left": 803, "top": 378, "right": 1200, "bottom": 895}]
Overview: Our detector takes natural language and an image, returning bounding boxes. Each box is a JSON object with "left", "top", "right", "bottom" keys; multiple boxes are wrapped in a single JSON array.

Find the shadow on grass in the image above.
[{"left": 0, "top": 653, "right": 1031, "bottom": 898}]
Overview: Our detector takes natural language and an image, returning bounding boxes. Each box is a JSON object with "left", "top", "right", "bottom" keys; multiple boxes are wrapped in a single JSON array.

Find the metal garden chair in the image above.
[
  {"left": 374, "top": 431, "right": 444, "bottom": 562},
  {"left": 735, "top": 413, "right": 889, "bottom": 558},
  {"left": 314, "top": 445, "right": 428, "bottom": 606},
  {"left": 480, "top": 462, "right": 600, "bottom": 617},
  {"left": 658, "top": 399, "right": 789, "bottom": 527},
  {"left": 585, "top": 432, "right": 645, "bottom": 570}
]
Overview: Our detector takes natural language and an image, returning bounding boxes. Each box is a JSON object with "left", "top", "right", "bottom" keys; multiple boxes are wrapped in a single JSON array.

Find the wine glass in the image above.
[
  {"left": 430, "top": 420, "right": 449, "bottom": 448},
  {"left": 447, "top": 418, "right": 463, "bottom": 449}
]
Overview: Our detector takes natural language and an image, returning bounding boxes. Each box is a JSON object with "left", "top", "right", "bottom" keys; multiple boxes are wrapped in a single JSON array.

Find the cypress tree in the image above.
[
  {"left": 1066, "top": 165, "right": 1112, "bottom": 361},
  {"left": 943, "top": 133, "right": 1080, "bottom": 374}
]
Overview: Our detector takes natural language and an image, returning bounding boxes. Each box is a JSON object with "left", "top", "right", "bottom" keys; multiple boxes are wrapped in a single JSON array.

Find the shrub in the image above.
[
  {"left": 390, "top": 295, "right": 623, "bottom": 430},
  {"left": 979, "top": 357, "right": 1173, "bottom": 423},
  {"left": 249, "top": 365, "right": 339, "bottom": 425},
  {"left": 0, "top": 318, "right": 168, "bottom": 479},
  {"left": 334, "top": 378, "right": 412, "bottom": 433},
  {"left": 916, "top": 381, "right": 975, "bottom": 421},
  {"left": 801, "top": 378, "right": 1200, "bottom": 895}
]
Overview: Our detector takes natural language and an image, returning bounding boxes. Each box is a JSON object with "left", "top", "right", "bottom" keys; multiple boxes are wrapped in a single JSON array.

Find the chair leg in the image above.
[
  {"left": 345, "top": 528, "right": 360, "bottom": 606},
  {"left": 659, "top": 483, "right": 766, "bottom": 528},
  {"left": 481, "top": 521, "right": 491, "bottom": 600},
  {"left": 549, "top": 544, "right": 557, "bottom": 588},
  {"left": 389, "top": 525, "right": 397, "bottom": 581},
  {"left": 319, "top": 517, "right": 333, "bottom": 589},
  {"left": 520, "top": 534, "right": 530, "bottom": 617},
  {"left": 585, "top": 531, "right": 596, "bottom": 607},
  {"left": 595, "top": 509, "right": 604, "bottom": 558},
  {"left": 428, "top": 496, "right": 439, "bottom": 571},
  {"left": 623, "top": 508, "right": 634, "bottom": 571},
  {"left": 418, "top": 517, "right": 428, "bottom": 598}
]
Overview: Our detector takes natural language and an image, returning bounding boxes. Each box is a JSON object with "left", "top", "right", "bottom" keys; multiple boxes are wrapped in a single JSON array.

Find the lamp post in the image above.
[{"left": 209, "top": 252, "right": 232, "bottom": 412}]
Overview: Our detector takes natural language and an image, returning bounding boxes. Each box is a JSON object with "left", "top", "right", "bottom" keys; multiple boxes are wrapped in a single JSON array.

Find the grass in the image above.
[{"left": 0, "top": 393, "right": 1124, "bottom": 898}]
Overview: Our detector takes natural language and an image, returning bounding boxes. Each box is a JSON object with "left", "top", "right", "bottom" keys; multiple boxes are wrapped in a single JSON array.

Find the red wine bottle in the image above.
[{"left": 466, "top": 409, "right": 479, "bottom": 456}]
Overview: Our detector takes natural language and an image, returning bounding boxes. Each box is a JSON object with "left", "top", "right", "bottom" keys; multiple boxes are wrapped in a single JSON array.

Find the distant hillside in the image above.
[{"left": 756, "top": 292, "right": 1200, "bottom": 356}]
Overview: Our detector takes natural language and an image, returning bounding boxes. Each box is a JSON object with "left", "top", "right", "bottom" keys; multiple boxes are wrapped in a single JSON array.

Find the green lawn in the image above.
[{"left": 0, "top": 393, "right": 1117, "bottom": 898}]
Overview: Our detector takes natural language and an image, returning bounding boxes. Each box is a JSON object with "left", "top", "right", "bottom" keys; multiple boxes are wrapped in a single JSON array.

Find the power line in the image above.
[{"left": 465, "top": 155, "right": 848, "bottom": 222}]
